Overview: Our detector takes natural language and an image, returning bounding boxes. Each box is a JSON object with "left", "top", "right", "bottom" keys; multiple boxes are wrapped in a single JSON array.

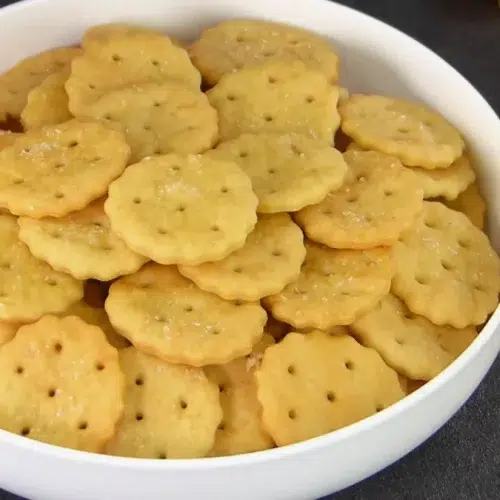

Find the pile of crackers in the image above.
[{"left": 0, "top": 19, "right": 498, "bottom": 458}]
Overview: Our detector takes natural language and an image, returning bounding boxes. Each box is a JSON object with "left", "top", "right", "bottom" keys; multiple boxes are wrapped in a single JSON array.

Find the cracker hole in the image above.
[
  {"left": 306, "top": 96, "right": 315, "bottom": 104},
  {"left": 211, "top": 328, "right": 220, "bottom": 335},
  {"left": 239, "top": 151, "right": 248, "bottom": 158},
  {"left": 157, "top": 228, "right": 168, "bottom": 235},
  {"left": 144, "top": 125, "right": 152, "bottom": 131},
  {"left": 287, "top": 365, "right": 295, "bottom": 375},
  {"left": 88, "top": 84, "right": 96, "bottom": 90},
  {"left": 415, "top": 275, "right": 429, "bottom": 285},
  {"left": 268, "top": 76, "right": 277, "bottom": 84},
  {"left": 233, "top": 300, "right": 244, "bottom": 307},
  {"left": 272, "top": 250, "right": 282, "bottom": 257},
  {"left": 233, "top": 267, "right": 243, "bottom": 273},
  {"left": 1, "top": 262, "right": 11, "bottom": 270},
  {"left": 291, "top": 144, "right": 302, "bottom": 156},
  {"left": 268, "top": 168, "right": 276, "bottom": 175},
  {"left": 227, "top": 94, "right": 236, "bottom": 101},
  {"left": 211, "top": 225, "right": 220, "bottom": 232},
  {"left": 395, "top": 338, "right": 405, "bottom": 345},
  {"left": 441, "top": 260, "right": 455, "bottom": 271},
  {"left": 154, "top": 314, "right": 166, "bottom": 323},
  {"left": 151, "top": 59, "right": 160, "bottom": 67},
  {"left": 154, "top": 148, "right": 162, "bottom": 155},
  {"left": 424, "top": 219, "right": 438, "bottom": 229},
  {"left": 15, "top": 366, "right": 24, "bottom": 375},
  {"left": 111, "top": 54, "right": 122, "bottom": 62},
  {"left": 135, "top": 412, "right": 144, "bottom": 421},
  {"left": 263, "top": 50, "right": 275, "bottom": 57},
  {"left": 48, "top": 388, "right": 56, "bottom": 398},
  {"left": 180, "top": 400, "right": 188, "bottom": 410},
  {"left": 104, "top": 114, "right": 113, "bottom": 120},
  {"left": 345, "top": 361, "right": 354, "bottom": 370},
  {"left": 384, "top": 189, "right": 394, "bottom": 197},
  {"left": 78, "top": 421, "right": 88, "bottom": 430},
  {"left": 20, "top": 427, "right": 30, "bottom": 437},
  {"left": 13, "top": 178, "right": 24, "bottom": 185},
  {"left": 54, "top": 192, "right": 64, "bottom": 199},
  {"left": 289, "top": 39, "right": 300, "bottom": 45},
  {"left": 220, "top": 186, "right": 229, "bottom": 193},
  {"left": 153, "top": 101, "right": 161, "bottom": 108},
  {"left": 323, "top": 209, "right": 332, "bottom": 215},
  {"left": 158, "top": 452, "right": 167, "bottom": 459},
  {"left": 326, "top": 391, "right": 336, "bottom": 403},
  {"left": 404, "top": 312, "right": 415, "bottom": 320},
  {"left": 356, "top": 174, "right": 367, "bottom": 182},
  {"left": 236, "top": 35, "right": 245, "bottom": 43},
  {"left": 133, "top": 197, "right": 142, "bottom": 205},
  {"left": 54, "top": 342, "right": 62, "bottom": 353},
  {"left": 172, "top": 165, "right": 180, "bottom": 171},
  {"left": 263, "top": 114, "right": 274, "bottom": 122},
  {"left": 135, "top": 377, "right": 144, "bottom": 386},
  {"left": 68, "top": 140, "right": 78, "bottom": 149},
  {"left": 288, "top": 409, "right": 297, "bottom": 420},
  {"left": 92, "top": 156, "right": 101, "bottom": 162},
  {"left": 347, "top": 194, "right": 358, "bottom": 203},
  {"left": 95, "top": 362, "right": 105, "bottom": 371},
  {"left": 365, "top": 215, "right": 374, "bottom": 223},
  {"left": 398, "top": 127, "right": 410, "bottom": 134},
  {"left": 177, "top": 205, "right": 186, "bottom": 212},
  {"left": 218, "top": 422, "right": 226, "bottom": 431},
  {"left": 46, "top": 279, "right": 57, "bottom": 287},
  {"left": 458, "top": 238, "right": 471, "bottom": 249},
  {"left": 54, "top": 163, "right": 65, "bottom": 170},
  {"left": 474, "top": 284, "right": 486, "bottom": 292},
  {"left": 184, "top": 305, "right": 193, "bottom": 312},
  {"left": 376, "top": 404, "right": 384, "bottom": 413},
  {"left": 218, "top": 384, "right": 225, "bottom": 393},
  {"left": 23, "top": 147, "right": 31, "bottom": 154}
]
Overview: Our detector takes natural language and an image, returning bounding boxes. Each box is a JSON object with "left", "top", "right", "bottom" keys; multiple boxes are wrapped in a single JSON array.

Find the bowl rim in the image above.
[{"left": 0, "top": 0, "right": 499, "bottom": 470}]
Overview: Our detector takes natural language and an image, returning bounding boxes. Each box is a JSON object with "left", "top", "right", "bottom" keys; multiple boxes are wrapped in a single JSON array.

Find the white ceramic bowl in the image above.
[{"left": 0, "top": 1, "right": 499, "bottom": 499}]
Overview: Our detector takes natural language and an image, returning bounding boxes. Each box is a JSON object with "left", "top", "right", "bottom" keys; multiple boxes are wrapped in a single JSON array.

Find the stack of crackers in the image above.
[{"left": 0, "top": 19, "right": 498, "bottom": 458}]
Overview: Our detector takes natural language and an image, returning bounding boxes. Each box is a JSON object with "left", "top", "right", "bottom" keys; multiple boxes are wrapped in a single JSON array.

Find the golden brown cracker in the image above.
[
  {"left": 105, "top": 264, "right": 267, "bottom": 367},
  {"left": 295, "top": 149, "right": 424, "bottom": 249},
  {"left": 107, "top": 347, "right": 221, "bottom": 458},
  {"left": 255, "top": 331, "right": 405, "bottom": 445},
  {"left": 104, "top": 153, "right": 257, "bottom": 265},
  {"left": 0, "top": 315, "right": 124, "bottom": 452},
  {"left": 263, "top": 242, "right": 395, "bottom": 330},
  {"left": 0, "top": 213, "right": 83, "bottom": 322},
  {"left": 66, "top": 32, "right": 200, "bottom": 115},
  {"left": 205, "top": 336, "right": 275, "bottom": 456},
  {"left": 189, "top": 19, "right": 339, "bottom": 87},
  {"left": 393, "top": 201, "right": 500, "bottom": 328},
  {"left": 207, "top": 133, "right": 348, "bottom": 213},
  {"left": 0, "top": 120, "right": 130, "bottom": 218},
  {"left": 178, "top": 214, "right": 306, "bottom": 301},
  {"left": 340, "top": 94, "right": 465, "bottom": 168},
  {"left": 0, "top": 47, "right": 81, "bottom": 121},
  {"left": 352, "top": 294, "right": 477, "bottom": 381},
  {"left": 20, "top": 69, "right": 72, "bottom": 130},
  {"left": 80, "top": 81, "right": 218, "bottom": 162},
  {"left": 443, "top": 182, "right": 486, "bottom": 230},
  {"left": 207, "top": 60, "right": 340, "bottom": 143},
  {"left": 18, "top": 199, "right": 147, "bottom": 281}
]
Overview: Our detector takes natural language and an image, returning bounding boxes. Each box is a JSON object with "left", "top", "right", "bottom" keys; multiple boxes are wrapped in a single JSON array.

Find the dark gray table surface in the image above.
[{"left": 0, "top": 0, "right": 499, "bottom": 499}]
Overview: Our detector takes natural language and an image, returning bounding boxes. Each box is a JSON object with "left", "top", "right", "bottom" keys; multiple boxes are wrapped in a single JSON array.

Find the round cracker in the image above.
[
  {"left": 208, "top": 133, "right": 348, "bottom": 213},
  {"left": 179, "top": 214, "right": 306, "bottom": 301},
  {"left": 205, "top": 334, "right": 275, "bottom": 457},
  {"left": 352, "top": 294, "right": 477, "bottom": 381},
  {"left": 443, "top": 182, "right": 486, "bottom": 230},
  {"left": 104, "top": 153, "right": 258, "bottom": 265},
  {"left": 263, "top": 242, "right": 395, "bottom": 330},
  {"left": 207, "top": 60, "right": 340, "bottom": 144},
  {"left": 18, "top": 199, "right": 147, "bottom": 281},
  {"left": 20, "top": 68, "right": 72, "bottom": 130},
  {"left": 63, "top": 301, "right": 130, "bottom": 349},
  {"left": 393, "top": 201, "right": 500, "bottom": 328},
  {"left": 0, "top": 120, "right": 130, "bottom": 218},
  {"left": 255, "top": 331, "right": 405, "bottom": 446},
  {"left": 340, "top": 94, "right": 465, "bottom": 169},
  {"left": 0, "top": 214, "right": 83, "bottom": 322},
  {"left": 295, "top": 149, "right": 424, "bottom": 249},
  {"left": 66, "top": 32, "right": 200, "bottom": 115},
  {"left": 106, "top": 347, "right": 221, "bottom": 458},
  {"left": 189, "top": 19, "right": 339, "bottom": 87},
  {"left": 0, "top": 46, "right": 81, "bottom": 121},
  {"left": 81, "top": 81, "right": 218, "bottom": 162},
  {"left": 0, "top": 315, "right": 124, "bottom": 452},
  {"left": 105, "top": 264, "right": 267, "bottom": 367}
]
